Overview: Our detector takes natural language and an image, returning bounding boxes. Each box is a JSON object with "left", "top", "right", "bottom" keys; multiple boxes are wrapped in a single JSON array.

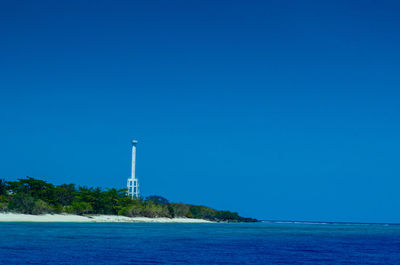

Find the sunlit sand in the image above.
[{"left": 0, "top": 213, "right": 212, "bottom": 223}]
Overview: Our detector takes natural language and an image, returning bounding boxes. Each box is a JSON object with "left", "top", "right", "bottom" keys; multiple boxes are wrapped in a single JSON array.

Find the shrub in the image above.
[
  {"left": 121, "top": 204, "right": 143, "bottom": 217},
  {"left": 169, "top": 203, "right": 190, "bottom": 217},
  {"left": 70, "top": 201, "right": 93, "bottom": 215},
  {"left": 63, "top": 205, "right": 74, "bottom": 214},
  {"left": 0, "top": 202, "right": 7, "bottom": 212},
  {"left": 52, "top": 204, "right": 63, "bottom": 214},
  {"left": 8, "top": 193, "right": 36, "bottom": 214},
  {"left": 0, "top": 177, "right": 257, "bottom": 222},
  {"left": 0, "top": 195, "right": 8, "bottom": 203},
  {"left": 121, "top": 201, "right": 170, "bottom": 218},
  {"left": 214, "top": 211, "right": 240, "bottom": 221},
  {"left": 189, "top": 205, "right": 217, "bottom": 219},
  {"left": 8, "top": 194, "right": 52, "bottom": 215},
  {"left": 141, "top": 202, "right": 170, "bottom": 218},
  {"left": 31, "top": 199, "right": 52, "bottom": 215}
]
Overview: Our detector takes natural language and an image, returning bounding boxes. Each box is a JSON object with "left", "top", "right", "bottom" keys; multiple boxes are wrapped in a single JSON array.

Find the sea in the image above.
[{"left": 1, "top": 221, "right": 399, "bottom": 264}]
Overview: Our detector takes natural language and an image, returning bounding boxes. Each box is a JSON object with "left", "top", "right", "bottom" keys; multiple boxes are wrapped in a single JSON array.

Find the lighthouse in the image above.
[{"left": 127, "top": 140, "right": 139, "bottom": 198}]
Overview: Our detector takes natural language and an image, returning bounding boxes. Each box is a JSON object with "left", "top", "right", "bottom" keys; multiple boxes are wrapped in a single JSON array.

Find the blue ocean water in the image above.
[{"left": 1, "top": 222, "right": 400, "bottom": 264}]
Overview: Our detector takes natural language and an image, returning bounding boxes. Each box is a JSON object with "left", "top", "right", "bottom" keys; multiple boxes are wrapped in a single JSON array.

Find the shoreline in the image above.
[{"left": 0, "top": 212, "right": 212, "bottom": 223}]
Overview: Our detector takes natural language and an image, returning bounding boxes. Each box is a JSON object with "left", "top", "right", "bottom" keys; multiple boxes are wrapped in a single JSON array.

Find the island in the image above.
[{"left": 0, "top": 177, "right": 257, "bottom": 223}]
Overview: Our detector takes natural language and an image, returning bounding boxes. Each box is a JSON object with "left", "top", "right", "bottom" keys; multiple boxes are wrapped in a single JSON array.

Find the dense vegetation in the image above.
[{"left": 0, "top": 177, "right": 257, "bottom": 222}]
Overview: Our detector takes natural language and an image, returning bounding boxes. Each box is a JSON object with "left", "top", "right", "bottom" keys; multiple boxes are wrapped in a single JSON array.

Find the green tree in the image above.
[
  {"left": 145, "top": 195, "right": 169, "bottom": 205},
  {"left": 54, "top": 184, "right": 76, "bottom": 206},
  {"left": 189, "top": 205, "right": 217, "bottom": 219},
  {"left": 215, "top": 211, "right": 241, "bottom": 221},
  {"left": 8, "top": 177, "right": 56, "bottom": 203},
  {"left": 8, "top": 193, "right": 36, "bottom": 214},
  {"left": 66, "top": 201, "right": 93, "bottom": 215},
  {"left": 0, "top": 179, "right": 7, "bottom": 196},
  {"left": 0, "top": 177, "right": 257, "bottom": 222},
  {"left": 169, "top": 203, "right": 190, "bottom": 217},
  {"left": 102, "top": 188, "right": 130, "bottom": 214}
]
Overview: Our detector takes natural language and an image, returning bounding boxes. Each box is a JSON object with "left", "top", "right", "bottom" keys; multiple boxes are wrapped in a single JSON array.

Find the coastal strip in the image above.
[{"left": 0, "top": 213, "right": 212, "bottom": 223}]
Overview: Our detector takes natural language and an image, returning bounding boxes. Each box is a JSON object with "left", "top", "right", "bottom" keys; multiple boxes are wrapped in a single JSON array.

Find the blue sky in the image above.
[{"left": 0, "top": 0, "right": 399, "bottom": 223}]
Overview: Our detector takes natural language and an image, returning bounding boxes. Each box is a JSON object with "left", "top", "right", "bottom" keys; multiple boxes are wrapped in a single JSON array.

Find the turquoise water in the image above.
[{"left": 1, "top": 222, "right": 400, "bottom": 264}]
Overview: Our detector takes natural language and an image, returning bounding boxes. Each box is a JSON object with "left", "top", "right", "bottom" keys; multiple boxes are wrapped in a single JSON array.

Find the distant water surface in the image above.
[{"left": 0, "top": 222, "right": 399, "bottom": 264}]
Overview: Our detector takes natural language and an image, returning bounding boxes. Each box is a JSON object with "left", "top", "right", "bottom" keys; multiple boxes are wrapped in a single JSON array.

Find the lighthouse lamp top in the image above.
[{"left": 132, "top": 140, "right": 138, "bottom": 145}]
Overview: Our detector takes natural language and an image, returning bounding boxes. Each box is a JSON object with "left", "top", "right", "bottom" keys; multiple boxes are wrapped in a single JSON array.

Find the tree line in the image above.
[{"left": 0, "top": 177, "right": 257, "bottom": 222}]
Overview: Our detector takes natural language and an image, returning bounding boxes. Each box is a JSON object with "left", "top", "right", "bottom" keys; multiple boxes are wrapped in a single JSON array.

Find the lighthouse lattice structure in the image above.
[{"left": 127, "top": 140, "right": 139, "bottom": 199}]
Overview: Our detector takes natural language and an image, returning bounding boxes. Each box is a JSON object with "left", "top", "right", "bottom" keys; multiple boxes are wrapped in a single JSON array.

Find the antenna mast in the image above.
[{"left": 127, "top": 140, "right": 139, "bottom": 198}]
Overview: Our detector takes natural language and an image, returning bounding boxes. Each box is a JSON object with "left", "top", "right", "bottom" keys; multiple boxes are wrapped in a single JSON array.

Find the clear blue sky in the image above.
[{"left": 0, "top": 0, "right": 399, "bottom": 223}]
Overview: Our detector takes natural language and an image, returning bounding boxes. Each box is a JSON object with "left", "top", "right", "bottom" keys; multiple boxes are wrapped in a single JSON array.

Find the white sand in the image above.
[{"left": 0, "top": 212, "right": 211, "bottom": 223}]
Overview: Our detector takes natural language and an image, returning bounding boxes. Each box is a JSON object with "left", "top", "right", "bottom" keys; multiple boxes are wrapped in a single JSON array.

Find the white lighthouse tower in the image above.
[{"left": 127, "top": 140, "right": 139, "bottom": 199}]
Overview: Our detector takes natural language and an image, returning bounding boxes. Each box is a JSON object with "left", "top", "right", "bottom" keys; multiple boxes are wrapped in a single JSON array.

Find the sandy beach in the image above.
[{"left": 0, "top": 212, "right": 211, "bottom": 223}]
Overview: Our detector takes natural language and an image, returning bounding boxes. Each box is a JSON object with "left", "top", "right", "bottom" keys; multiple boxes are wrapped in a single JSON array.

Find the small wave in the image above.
[{"left": 260, "top": 220, "right": 400, "bottom": 226}]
